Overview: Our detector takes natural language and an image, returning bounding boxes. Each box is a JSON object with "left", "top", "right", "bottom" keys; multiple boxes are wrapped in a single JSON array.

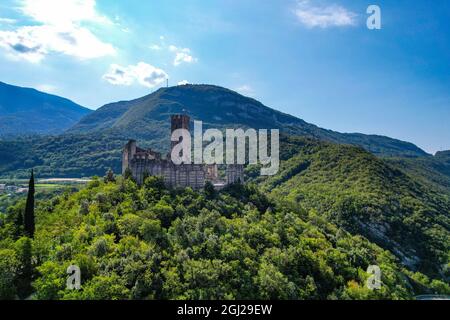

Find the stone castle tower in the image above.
[
  {"left": 122, "top": 114, "right": 243, "bottom": 189},
  {"left": 170, "top": 114, "right": 190, "bottom": 150}
]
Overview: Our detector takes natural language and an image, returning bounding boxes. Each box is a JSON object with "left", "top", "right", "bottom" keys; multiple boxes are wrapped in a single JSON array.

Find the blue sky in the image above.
[{"left": 0, "top": 0, "right": 449, "bottom": 154}]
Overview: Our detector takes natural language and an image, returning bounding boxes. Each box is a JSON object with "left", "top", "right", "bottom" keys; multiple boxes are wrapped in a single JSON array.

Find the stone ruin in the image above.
[{"left": 122, "top": 114, "right": 244, "bottom": 189}]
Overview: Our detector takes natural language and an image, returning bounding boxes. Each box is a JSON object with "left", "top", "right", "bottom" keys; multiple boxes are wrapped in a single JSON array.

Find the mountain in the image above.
[
  {"left": 251, "top": 135, "right": 450, "bottom": 277},
  {"left": 0, "top": 85, "right": 448, "bottom": 295},
  {"left": 436, "top": 150, "right": 450, "bottom": 160},
  {"left": 0, "top": 84, "right": 433, "bottom": 179},
  {"left": 0, "top": 81, "right": 92, "bottom": 136},
  {"left": 1, "top": 140, "right": 448, "bottom": 299},
  {"left": 69, "top": 84, "right": 428, "bottom": 157},
  {"left": 384, "top": 151, "right": 450, "bottom": 196}
]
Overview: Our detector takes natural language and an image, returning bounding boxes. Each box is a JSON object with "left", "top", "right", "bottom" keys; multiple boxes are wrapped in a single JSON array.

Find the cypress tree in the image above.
[
  {"left": 24, "top": 170, "right": 35, "bottom": 238},
  {"left": 15, "top": 237, "right": 33, "bottom": 299},
  {"left": 14, "top": 209, "right": 23, "bottom": 239},
  {"left": 104, "top": 168, "right": 116, "bottom": 183}
]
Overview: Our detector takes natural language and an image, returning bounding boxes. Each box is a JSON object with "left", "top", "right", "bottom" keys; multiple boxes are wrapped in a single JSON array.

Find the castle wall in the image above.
[
  {"left": 129, "top": 158, "right": 206, "bottom": 189},
  {"left": 122, "top": 115, "right": 244, "bottom": 190},
  {"left": 226, "top": 164, "right": 244, "bottom": 184},
  {"left": 171, "top": 114, "right": 190, "bottom": 151},
  {"left": 125, "top": 150, "right": 244, "bottom": 189}
]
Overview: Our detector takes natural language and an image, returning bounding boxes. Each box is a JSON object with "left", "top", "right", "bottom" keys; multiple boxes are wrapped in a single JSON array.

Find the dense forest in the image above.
[
  {"left": 0, "top": 172, "right": 448, "bottom": 300},
  {"left": 0, "top": 85, "right": 448, "bottom": 300},
  {"left": 249, "top": 136, "right": 450, "bottom": 279},
  {"left": 385, "top": 151, "right": 450, "bottom": 196},
  {"left": 0, "top": 132, "right": 127, "bottom": 179}
]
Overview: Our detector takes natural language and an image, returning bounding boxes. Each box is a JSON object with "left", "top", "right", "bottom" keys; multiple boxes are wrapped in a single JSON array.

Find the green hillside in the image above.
[
  {"left": 0, "top": 81, "right": 91, "bottom": 136},
  {"left": 384, "top": 151, "right": 450, "bottom": 196},
  {"left": 0, "top": 133, "right": 127, "bottom": 179},
  {"left": 1, "top": 176, "right": 448, "bottom": 300},
  {"left": 69, "top": 84, "right": 427, "bottom": 157},
  {"left": 0, "top": 132, "right": 448, "bottom": 300},
  {"left": 0, "top": 84, "right": 429, "bottom": 179},
  {"left": 250, "top": 136, "right": 450, "bottom": 277}
]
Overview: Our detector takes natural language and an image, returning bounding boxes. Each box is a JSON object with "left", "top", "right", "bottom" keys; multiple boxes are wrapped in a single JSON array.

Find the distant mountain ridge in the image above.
[
  {"left": 0, "top": 81, "right": 92, "bottom": 136},
  {"left": 1, "top": 83, "right": 444, "bottom": 181},
  {"left": 69, "top": 84, "right": 428, "bottom": 157},
  {"left": 436, "top": 150, "right": 450, "bottom": 159},
  {"left": 386, "top": 149, "right": 450, "bottom": 195}
]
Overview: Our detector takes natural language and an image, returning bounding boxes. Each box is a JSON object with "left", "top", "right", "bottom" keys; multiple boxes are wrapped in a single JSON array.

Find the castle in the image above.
[{"left": 122, "top": 114, "right": 244, "bottom": 189}]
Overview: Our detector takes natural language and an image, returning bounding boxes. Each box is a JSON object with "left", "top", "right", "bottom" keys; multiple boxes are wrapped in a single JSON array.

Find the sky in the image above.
[{"left": 0, "top": 0, "right": 449, "bottom": 154}]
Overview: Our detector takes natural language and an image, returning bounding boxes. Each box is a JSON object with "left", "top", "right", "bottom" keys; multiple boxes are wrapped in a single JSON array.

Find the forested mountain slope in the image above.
[
  {"left": 249, "top": 136, "right": 450, "bottom": 278},
  {"left": 69, "top": 84, "right": 427, "bottom": 158},
  {"left": 0, "top": 84, "right": 429, "bottom": 178},
  {"left": 1, "top": 177, "right": 448, "bottom": 299},
  {"left": 384, "top": 151, "right": 450, "bottom": 196},
  {"left": 0, "top": 81, "right": 91, "bottom": 136}
]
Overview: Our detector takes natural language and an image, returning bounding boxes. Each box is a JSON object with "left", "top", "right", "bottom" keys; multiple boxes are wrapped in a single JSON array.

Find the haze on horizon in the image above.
[{"left": 0, "top": 0, "right": 448, "bottom": 154}]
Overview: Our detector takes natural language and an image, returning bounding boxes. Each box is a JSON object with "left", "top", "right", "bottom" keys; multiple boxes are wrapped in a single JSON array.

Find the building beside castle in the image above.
[{"left": 122, "top": 114, "right": 244, "bottom": 189}]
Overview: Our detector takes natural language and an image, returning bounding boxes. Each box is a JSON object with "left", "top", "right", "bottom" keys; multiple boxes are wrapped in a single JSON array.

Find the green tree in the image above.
[
  {"left": 15, "top": 237, "right": 34, "bottom": 299},
  {"left": 104, "top": 169, "right": 116, "bottom": 183},
  {"left": 0, "top": 249, "right": 19, "bottom": 299},
  {"left": 124, "top": 167, "right": 133, "bottom": 181},
  {"left": 33, "top": 261, "right": 66, "bottom": 300},
  {"left": 24, "top": 170, "right": 35, "bottom": 238},
  {"left": 81, "top": 274, "right": 130, "bottom": 300},
  {"left": 204, "top": 181, "right": 216, "bottom": 200},
  {"left": 144, "top": 176, "right": 166, "bottom": 191},
  {"left": 13, "top": 207, "right": 24, "bottom": 239},
  {"left": 153, "top": 201, "right": 175, "bottom": 228},
  {"left": 139, "top": 219, "right": 163, "bottom": 243}
]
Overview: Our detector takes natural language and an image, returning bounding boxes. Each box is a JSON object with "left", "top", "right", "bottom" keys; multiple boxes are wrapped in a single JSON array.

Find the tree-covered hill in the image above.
[
  {"left": 69, "top": 84, "right": 427, "bottom": 158},
  {"left": 0, "top": 84, "right": 430, "bottom": 179},
  {"left": 1, "top": 176, "right": 448, "bottom": 300},
  {"left": 0, "top": 81, "right": 91, "bottom": 137},
  {"left": 384, "top": 151, "right": 450, "bottom": 196},
  {"left": 249, "top": 136, "right": 450, "bottom": 278},
  {"left": 0, "top": 132, "right": 128, "bottom": 179}
]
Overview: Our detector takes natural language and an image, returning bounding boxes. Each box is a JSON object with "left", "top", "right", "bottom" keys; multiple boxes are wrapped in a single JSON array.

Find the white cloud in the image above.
[
  {"left": 178, "top": 80, "right": 189, "bottom": 86},
  {"left": 236, "top": 85, "right": 255, "bottom": 97},
  {"left": 103, "top": 64, "right": 134, "bottom": 86},
  {"left": 103, "top": 62, "right": 168, "bottom": 88},
  {"left": 169, "top": 45, "right": 197, "bottom": 66},
  {"left": 0, "top": 25, "right": 115, "bottom": 62},
  {"left": 148, "top": 39, "right": 198, "bottom": 67},
  {"left": 20, "top": 0, "right": 112, "bottom": 27},
  {"left": 293, "top": 0, "right": 357, "bottom": 28},
  {"left": 36, "top": 84, "right": 57, "bottom": 93},
  {"left": 113, "top": 14, "right": 131, "bottom": 33},
  {"left": 0, "top": 0, "right": 115, "bottom": 63},
  {"left": 0, "top": 18, "right": 17, "bottom": 24},
  {"left": 149, "top": 44, "right": 162, "bottom": 50}
]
